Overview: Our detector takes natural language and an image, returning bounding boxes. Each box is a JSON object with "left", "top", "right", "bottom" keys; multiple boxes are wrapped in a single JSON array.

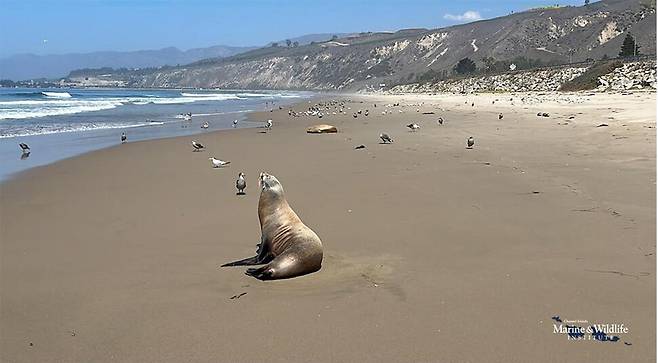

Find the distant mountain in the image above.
[
  {"left": 0, "top": 45, "right": 256, "bottom": 81},
  {"left": 68, "top": 0, "right": 656, "bottom": 90}
]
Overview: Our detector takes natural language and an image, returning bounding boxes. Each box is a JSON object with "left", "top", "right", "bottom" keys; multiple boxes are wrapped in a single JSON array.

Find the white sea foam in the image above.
[
  {"left": 0, "top": 100, "right": 123, "bottom": 120},
  {"left": 42, "top": 91, "right": 72, "bottom": 98},
  {"left": 0, "top": 120, "right": 166, "bottom": 138}
]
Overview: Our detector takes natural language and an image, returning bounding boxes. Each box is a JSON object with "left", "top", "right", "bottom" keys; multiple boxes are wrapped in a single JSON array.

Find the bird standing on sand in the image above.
[
  {"left": 467, "top": 136, "right": 475, "bottom": 149},
  {"left": 437, "top": 117, "right": 444, "bottom": 125},
  {"left": 233, "top": 119, "right": 238, "bottom": 128},
  {"left": 265, "top": 119, "right": 273, "bottom": 131},
  {"left": 209, "top": 157, "right": 231, "bottom": 168},
  {"left": 201, "top": 122, "right": 209, "bottom": 129},
  {"left": 380, "top": 133, "right": 393, "bottom": 144},
  {"left": 19, "top": 143, "right": 30, "bottom": 153},
  {"left": 406, "top": 123, "right": 420, "bottom": 131},
  {"left": 121, "top": 132, "right": 127, "bottom": 143},
  {"left": 192, "top": 140, "right": 205, "bottom": 152},
  {"left": 498, "top": 113, "right": 503, "bottom": 120},
  {"left": 236, "top": 172, "right": 246, "bottom": 194}
]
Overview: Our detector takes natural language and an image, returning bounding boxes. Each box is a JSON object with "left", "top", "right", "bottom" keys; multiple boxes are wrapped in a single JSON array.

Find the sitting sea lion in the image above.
[{"left": 221, "top": 172, "right": 323, "bottom": 280}]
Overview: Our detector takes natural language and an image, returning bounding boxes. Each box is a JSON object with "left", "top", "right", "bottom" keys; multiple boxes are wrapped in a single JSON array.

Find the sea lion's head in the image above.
[{"left": 259, "top": 172, "right": 284, "bottom": 195}]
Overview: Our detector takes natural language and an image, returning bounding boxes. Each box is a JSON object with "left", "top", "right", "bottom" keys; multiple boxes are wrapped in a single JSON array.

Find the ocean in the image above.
[{"left": 0, "top": 88, "right": 312, "bottom": 181}]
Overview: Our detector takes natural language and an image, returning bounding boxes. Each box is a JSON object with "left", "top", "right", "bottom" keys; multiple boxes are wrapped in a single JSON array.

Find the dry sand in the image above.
[{"left": 1, "top": 91, "right": 655, "bottom": 362}]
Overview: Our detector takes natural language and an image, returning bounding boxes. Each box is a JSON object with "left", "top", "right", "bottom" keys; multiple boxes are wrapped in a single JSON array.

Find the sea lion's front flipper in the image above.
[
  {"left": 221, "top": 255, "right": 263, "bottom": 267},
  {"left": 221, "top": 236, "right": 273, "bottom": 267}
]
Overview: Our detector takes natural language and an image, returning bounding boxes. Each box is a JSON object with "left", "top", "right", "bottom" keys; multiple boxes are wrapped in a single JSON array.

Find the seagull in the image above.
[
  {"left": 19, "top": 143, "right": 30, "bottom": 152},
  {"left": 209, "top": 157, "right": 230, "bottom": 168},
  {"left": 191, "top": 140, "right": 205, "bottom": 152},
  {"left": 467, "top": 136, "right": 475, "bottom": 149},
  {"left": 265, "top": 119, "right": 272, "bottom": 130},
  {"left": 437, "top": 117, "right": 444, "bottom": 125},
  {"left": 380, "top": 133, "right": 393, "bottom": 144},
  {"left": 236, "top": 172, "right": 246, "bottom": 194},
  {"left": 406, "top": 123, "right": 420, "bottom": 131},
  {"left": 498, "top": 113, "right": 504, "bottom": 120},
  {"left": 233, "top": 119, "right": 238, "bottom": 128},
  {"left": 201, "top": 122, "right": 209, "bottom": 129},
  {"left": 121, "top": 132, "right": 127, "bottom": 143}
]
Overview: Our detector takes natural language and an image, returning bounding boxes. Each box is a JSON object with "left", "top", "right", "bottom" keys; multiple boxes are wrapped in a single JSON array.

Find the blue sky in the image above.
[{"left": 1, "top": 0, "right": 587, "bottom": 57}]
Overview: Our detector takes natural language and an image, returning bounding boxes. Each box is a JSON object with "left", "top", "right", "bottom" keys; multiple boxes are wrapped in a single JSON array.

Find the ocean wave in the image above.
[
  {"left": 0, "top": 120, "right": 166, "bottom": 139},
  {"left": 0, "top": 90, "right": 307, "bottom": 121},
  {"left": 42, "top": 91, "right": 72, "bottom": 98},
  {"left": 0, "top": 101, "right": 123, "bottom": 120}
]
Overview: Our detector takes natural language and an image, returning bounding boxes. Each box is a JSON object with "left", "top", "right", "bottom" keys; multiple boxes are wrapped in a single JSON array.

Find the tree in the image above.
[
  {"left": 619, "top": 33, "right": 640, "bottom": 57},
  {"left": 286, "top": 39, "right": 292, "bottom": 47},
  {"left": 293, "top": 41, "right": 299, "bottom": 47},
  {"left": 584, "top": 0, "right": 590, "bottom": 5},
  {"left": 454, "top": 58, "right": 477, "bottom": 75},
  {"left": 331, "top": 35, "right": 338, "bottom": 40},
  {"left": 271, "top": 42, "right": 279, "bottom": 47}
]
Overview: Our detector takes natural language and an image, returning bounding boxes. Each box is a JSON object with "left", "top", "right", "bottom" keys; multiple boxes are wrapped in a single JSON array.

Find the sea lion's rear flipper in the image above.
[{"left": 245, "top": 266, "right": 274, "bottom": 280}]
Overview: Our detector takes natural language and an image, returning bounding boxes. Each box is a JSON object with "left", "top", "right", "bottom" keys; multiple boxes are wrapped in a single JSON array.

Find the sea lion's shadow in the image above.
[{"left": 259, "top": 254, "right": 407, "bottom": 301}]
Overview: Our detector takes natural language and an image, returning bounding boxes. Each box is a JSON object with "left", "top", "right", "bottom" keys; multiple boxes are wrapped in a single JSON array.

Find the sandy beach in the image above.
[{"left": 1, "top": 91, "right": 655, "bottom": 362}]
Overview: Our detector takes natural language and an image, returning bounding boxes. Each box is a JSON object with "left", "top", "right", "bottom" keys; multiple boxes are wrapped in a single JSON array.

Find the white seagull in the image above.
[
  {"left": 467, "top": 136, "right": 475, "bottom": 149},
  {"left": 121, "top": 132, "right": 127, "bottom": 143},
  {"left": 19, "top": 143, "right": 30, "bottom": 152},
  {"left": 380, "top": 133, "right": 393, "bottom": 144},
  {"left": 209, "top": 157, "right": 231, "bottom": 168},
  {"left": 191, "top": 140, "right": 205, "bottom": 152},
  {"left": 265, "top": 119, "right": 273, "bottom": 130},
  {"left": 233, "top": 119, "right": 238, "bottom": 128},
  {"left": 201, "top": 122, "right": 209, "bottom": 129},
  {"left": 406, "top": 123, "right": 420, "bottom": 131}
]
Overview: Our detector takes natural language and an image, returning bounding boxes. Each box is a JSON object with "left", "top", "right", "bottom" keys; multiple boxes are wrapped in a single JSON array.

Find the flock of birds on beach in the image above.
[
  {"left": 14, "top": 96, "right": 517, "bottom": 194},
  {"left": 15, "top": 97, "right": 483, "bottom": 171},
  {"left": 290, "top": 99, "right": 478, "bottom": 150}
]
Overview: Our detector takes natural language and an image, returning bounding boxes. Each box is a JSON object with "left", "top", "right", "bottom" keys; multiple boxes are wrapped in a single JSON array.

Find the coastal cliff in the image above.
[{"left": 65, "top": 0, "right": 655, "bottom": 91}]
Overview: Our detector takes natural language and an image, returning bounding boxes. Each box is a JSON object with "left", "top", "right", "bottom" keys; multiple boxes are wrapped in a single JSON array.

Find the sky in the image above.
[{"left": 1, "top": 0, "right": 588, "bottom": 58}]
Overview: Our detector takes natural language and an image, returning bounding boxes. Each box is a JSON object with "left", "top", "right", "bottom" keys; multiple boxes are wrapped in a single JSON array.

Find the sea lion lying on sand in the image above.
[
  {"left": 221, "top": 172, "right": 323, "bottom": 280},
  {"left": 306, "top": 124, "right": 338, "bottom": 133}
]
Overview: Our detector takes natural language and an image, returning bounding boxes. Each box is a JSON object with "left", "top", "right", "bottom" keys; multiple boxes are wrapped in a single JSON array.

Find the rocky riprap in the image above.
[
  {"left": 597, "top": 61, "right": 657, "bottom": 91},
  {"left": 388, "top": 60, "right": 656, "bottom": 94},
  {"left": 388, "top": 66, "right": 589, "bottom": 93}
]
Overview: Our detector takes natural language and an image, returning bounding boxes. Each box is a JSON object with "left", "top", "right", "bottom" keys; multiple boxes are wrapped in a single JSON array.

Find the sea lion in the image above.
[{"left": 221, "top": 172, "right": 323, "bottom": 280}]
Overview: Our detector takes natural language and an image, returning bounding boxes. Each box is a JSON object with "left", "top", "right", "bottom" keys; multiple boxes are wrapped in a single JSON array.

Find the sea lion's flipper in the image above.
[
  {"left": 221, "top": 236, "right": 273, "bottom": 267},
  {"left": 245, "top": 265, "right": 274, "bottom": 280},
  {"left": 221, "top": 256, "right": 263, "bottom": 267}
]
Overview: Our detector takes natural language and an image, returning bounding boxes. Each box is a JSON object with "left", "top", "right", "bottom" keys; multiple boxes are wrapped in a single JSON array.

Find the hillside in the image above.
[
  {"left": 66, "top": 0, "right": 656, "bottom": 91},
  {"left": 0, "top": 45, "right": 258, "bottom": 81}
]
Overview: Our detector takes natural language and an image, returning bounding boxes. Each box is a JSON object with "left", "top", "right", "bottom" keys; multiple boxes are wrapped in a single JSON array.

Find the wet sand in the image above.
[{"left": 1, "top": 91, "right": 655, "bottom": 362}]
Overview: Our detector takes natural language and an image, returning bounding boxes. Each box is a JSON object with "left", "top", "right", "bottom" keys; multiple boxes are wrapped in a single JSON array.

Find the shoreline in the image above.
[
  {"left": 0, "top": 90, "right": 311, "bottom": 182},
  {"left": 1, "top": 90, "right": 655, "bottom": 362},
  {"left": 3, "top": 89, "right": 653, "bottom": 183}
]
